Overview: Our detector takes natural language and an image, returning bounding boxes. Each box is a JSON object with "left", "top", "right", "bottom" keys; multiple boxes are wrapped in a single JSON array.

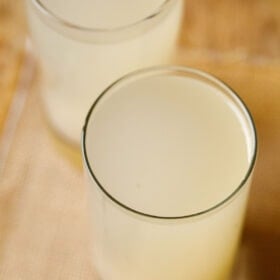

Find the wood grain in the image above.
[
  {"left": 181, "top": 0, "right": 280, "bottom": 59},
  {"left": 0, "top": 0, "right": 26, "bottom": 135}
]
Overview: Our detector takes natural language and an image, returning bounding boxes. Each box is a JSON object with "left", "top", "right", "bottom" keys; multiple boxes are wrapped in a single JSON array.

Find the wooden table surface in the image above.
[{"left": 0, "top": 0, "right": 280, "bottom": 279}]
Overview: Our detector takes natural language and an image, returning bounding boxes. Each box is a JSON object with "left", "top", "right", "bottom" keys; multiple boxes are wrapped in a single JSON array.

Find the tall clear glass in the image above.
[
  {"left": 82, "top": 66, "right": 257, "bottom": 280},
  {"left": 26, "top": 0, "right": 183, "bottom": 146}
]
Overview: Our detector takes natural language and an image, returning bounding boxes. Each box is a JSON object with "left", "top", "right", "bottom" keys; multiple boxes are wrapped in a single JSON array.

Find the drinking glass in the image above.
[
  {"left": 26, "top": 0, "right": 183, "bottom": 146},
  {"left": 82, "top": 66, "right": 257, "bottom": 280}
]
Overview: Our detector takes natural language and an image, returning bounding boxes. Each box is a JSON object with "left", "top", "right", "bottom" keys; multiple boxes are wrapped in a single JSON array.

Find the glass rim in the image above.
[
  {"left": 31, "top": 0, "right": 176, "bottom": 34},
  {"left": 82, "top": 66, "right": 258, "bottom": 220}
]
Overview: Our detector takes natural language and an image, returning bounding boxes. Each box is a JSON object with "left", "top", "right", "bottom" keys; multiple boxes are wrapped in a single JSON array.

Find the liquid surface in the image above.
[
  {"left": 86, "top": 74, "right": 253, "bottom": 217},
  {"left": 40, "top": 0, "right": 167, "bottom": 28}
]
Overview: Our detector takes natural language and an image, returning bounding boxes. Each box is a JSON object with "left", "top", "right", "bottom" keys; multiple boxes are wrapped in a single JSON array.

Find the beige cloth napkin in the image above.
[{"left": 0, "top": 78, "right": 95, "bottom": 279}]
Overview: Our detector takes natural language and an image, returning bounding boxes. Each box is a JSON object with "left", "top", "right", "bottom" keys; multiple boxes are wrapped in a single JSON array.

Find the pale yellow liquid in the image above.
[
  {"left": 26, "top": 0, "right": 183, "bottom": 144},
  {"left": 85, "top": 73, "right": 255, "bottom": 280},
  {"left": 40, "top": 0, "right": 169, "bottom": 29}
]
